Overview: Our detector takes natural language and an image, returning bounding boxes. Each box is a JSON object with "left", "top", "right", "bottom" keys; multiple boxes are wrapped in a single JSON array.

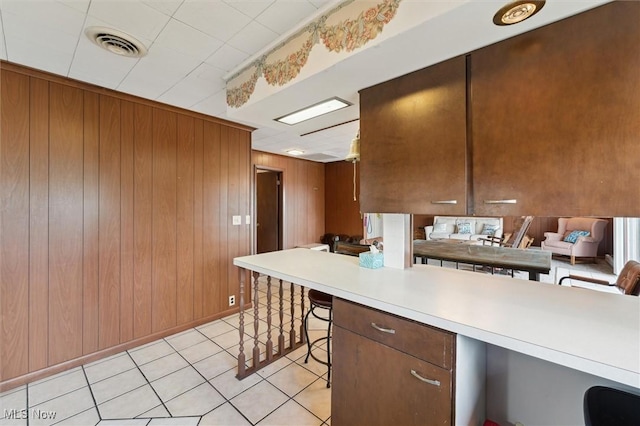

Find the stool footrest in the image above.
[{"left": 304, "top": 296, "right": 333, "bottom": 388}]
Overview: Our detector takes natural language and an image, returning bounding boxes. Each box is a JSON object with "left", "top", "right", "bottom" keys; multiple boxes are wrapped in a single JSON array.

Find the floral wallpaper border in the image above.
[{"left": 226, "top": 0, "right": 402, "bottom": 108}]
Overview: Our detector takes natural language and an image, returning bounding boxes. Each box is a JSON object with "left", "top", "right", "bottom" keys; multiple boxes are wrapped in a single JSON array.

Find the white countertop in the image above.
[{"left": 234, "top": 248, "right": 640, "bottom": 388}]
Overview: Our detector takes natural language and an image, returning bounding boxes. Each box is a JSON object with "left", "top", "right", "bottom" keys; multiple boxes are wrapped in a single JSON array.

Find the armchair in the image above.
[
  {"left": 558, "top": 260, "right": 640, "bottom": 296},
  {"left": 541, "top": 217, "right": 608, "bottom": 265}
]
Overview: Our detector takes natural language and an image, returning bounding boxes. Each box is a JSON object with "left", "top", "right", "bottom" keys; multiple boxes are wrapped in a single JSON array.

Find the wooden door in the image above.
[
  {"left": 331, "top": 326, "right": 453, "bottom": 426},
  {"left": 470, "top": 1, "right": 640, "bottom": 217},
  {"left": 257, "top": 170, "right": 281, "bottom": 253},
  {"left": 359, "top": 55, "right": 468, "bottom": 214}
]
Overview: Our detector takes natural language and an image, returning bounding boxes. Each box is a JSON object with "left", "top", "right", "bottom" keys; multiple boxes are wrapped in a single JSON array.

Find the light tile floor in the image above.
[
  {"left": 0, "top": 257, "right": 615, "bottom": 426},
  {"left": 0, "top": 280, "right": 332, "bottom": 426}
]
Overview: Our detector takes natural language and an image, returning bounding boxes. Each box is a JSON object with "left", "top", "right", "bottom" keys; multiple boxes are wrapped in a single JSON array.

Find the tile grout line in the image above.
[
  {"left": 262, "top": 374, "right": 329, "bottom": 425},
  {"left": 23, "top": 370, "right": 88, "bottom": 413},
  {"left": 13, "top": 281, "right": 322, "bottom": 425},
  {"left": 192, "top": 297, "right": 322, "bottom": 424},
  {"left": 79, "top": 365, "right": 102, "bottom": 424},
  {"left": 169, "top": 336, "right": 255, "bottom": 426},
  {"left": 223, "top": 290, "right": 329, "bottom": 425},
  {"left": 26, "top": 382, "right": 30, "bottom": 426},
  {"left": 125, "top": 350, "right": 173, "bottom": 419}
]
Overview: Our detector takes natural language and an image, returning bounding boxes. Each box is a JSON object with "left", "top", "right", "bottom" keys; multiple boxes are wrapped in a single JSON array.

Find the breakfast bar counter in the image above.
[
  {"left": 234, "top": 248, "right": 639, "bottom": 424},
  {"left": 234, "top": 248, "right": 639, "bottom": 388}
]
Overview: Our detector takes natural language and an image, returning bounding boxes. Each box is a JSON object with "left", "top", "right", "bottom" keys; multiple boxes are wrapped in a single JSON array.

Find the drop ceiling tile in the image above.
[
  {"left": 193, "top": 63, "right": 227, "bottom": 84},
  {"left": 117, "top": 43, "right": 201, "bottom": 99},
  {"left": 204, "top": 44, "right": 249, "bottom": 72},
  {"left": 87, "top": 0, "right": 170, "bottom": 42},
  {"left": 256, "top": 0, "right": 318, "bottom": 35},
  {"left": 226, "top": 20, "right": 278, "bottom": 55},
  {"left": 224, "top": 0, "right": 274, "bottom": 19},
  {"left": 154, "top": 19, "right": 223, "bottom": 62},
  {"left": 2, "top": 0, "right": 86, "bottom": 37},
  {"left": 157, "top": 63, "right": 225, "bottom": 108},
  {"left": 174, "top": 0, "right": 251, "bottom": 42},
  {"left": 2, "top": 35, "right": 73, "bottom": 76},
  {"left": 1, "top": 6, "right": 81, "bottom": 75},
  {"left": 142, "top": 0, "right": 183, "bottom": 16},
  {"left": 57, "top": 0, "right": 91, "bottom": 14},
  {"left": 309, "top": 0, "right": 335, "bottom": 9},
  {"left": 252, "top": 126, "right": 285, "bottom": 139},
  {"left": 68, "top": 31, "right": 140, "bottom": 89},
  {"left": 191, "top": 89, "right": 228, "bottom": 117}
]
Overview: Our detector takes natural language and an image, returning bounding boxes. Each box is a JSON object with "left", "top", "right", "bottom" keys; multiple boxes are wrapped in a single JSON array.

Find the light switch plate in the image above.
[
  {"left": 232, "top": 215, "right": 241, "bottom": 225},
  {"left": 245, "top": 215, "right": 251, "bottom": 224}
]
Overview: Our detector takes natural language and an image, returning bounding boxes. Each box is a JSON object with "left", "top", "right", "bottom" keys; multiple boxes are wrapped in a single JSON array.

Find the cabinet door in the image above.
[
  {"left": 359, "top": 56, "right": 467, "bottom": 214},
  {"left": 331, "top": 326, "right": 453, "bottom": 426},
  {"left": 471, "top": 1, "right": 640, "bottom": 217}
]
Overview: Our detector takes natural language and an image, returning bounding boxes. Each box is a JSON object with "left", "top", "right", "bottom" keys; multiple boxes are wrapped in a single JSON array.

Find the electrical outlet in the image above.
[
  {"left": 229, "top": 295, "right": 236, "bottom": 306},
  {"left": 232, "top": 215, "right": 241, "bottom": 225}
]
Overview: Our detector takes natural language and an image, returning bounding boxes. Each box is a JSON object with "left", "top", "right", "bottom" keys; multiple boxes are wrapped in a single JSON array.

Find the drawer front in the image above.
[
  {"left": 333, "top": 298, "right": 454, "bottom": 369},
  {"left": 332, "top": 326, "right": 453, "bottom": 426}
]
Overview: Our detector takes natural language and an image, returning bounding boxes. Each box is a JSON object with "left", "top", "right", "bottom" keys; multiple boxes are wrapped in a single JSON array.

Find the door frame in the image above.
[{"left": 254, "top": 165, "right": 284, "bottom": 254}]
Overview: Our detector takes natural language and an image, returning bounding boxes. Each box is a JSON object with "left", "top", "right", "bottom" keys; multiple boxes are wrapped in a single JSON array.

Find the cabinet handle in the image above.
[
  {"left": 370, "top": 322, "right": 396, "bottom": 334},
  {"left": 410, "top": 369, "right": 441, "bottom": 387},
  {"left": 431, "top": 200, "right": 457, "bottom": 205},
  {"left": 483, "top": 199, "right": 517, "bottom": 204}
]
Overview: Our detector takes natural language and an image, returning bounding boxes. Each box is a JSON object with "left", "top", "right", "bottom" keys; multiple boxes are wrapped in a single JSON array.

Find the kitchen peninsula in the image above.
[{"left": 234, "top": 248, "right": 640, "bottom": 424}]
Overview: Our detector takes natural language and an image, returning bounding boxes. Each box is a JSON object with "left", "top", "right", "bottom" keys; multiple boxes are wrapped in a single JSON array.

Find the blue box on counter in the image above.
[{"left": 359, "top": 252, "right": 384, "bottom": 269}]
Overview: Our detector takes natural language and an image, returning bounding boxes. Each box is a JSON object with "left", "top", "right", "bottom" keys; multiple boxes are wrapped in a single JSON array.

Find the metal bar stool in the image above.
[{"left": 303, "top": 289, "right": 333, "bottom": 388}]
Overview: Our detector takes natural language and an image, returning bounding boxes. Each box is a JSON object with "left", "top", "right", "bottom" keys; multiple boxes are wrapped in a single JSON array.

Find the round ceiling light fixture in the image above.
[
  {"left": 85, "top": 26, "right": 148, "bottom": 58},
  {"left": 493, "top": 0, "right": 546, "bottom": 26}
]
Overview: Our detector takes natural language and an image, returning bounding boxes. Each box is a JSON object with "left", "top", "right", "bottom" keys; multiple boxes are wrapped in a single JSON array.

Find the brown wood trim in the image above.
[
  {"left": 0, "top": 60, "right": 255, "bottom": 132},
  {"left": 0, "top": 304, "right": 249, "bottom": 393}
]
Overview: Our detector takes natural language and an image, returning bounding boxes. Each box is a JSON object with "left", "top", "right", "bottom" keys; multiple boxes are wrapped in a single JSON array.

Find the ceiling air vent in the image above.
[{"left": 85, "top": 27, "right": 148, "bottom": 58}]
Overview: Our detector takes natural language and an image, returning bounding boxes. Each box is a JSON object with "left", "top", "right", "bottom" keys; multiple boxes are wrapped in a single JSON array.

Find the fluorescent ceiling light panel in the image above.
[
  {"left": 286, "top": 149, "right": 304, "bottom": 155},
  {"left": 275, "top": 97, "right": 351, "bottom": 125}
]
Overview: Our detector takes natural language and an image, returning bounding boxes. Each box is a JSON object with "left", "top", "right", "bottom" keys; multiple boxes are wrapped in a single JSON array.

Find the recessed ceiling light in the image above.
[
  {"left": 275, "top": 97, "right": 351, "bottom": 125},
  {"left": 286, "top": 149, "right": 305, "bottom": 156},
  {"left": 493, "top": 0, "right": 545, "bottom": 26}
]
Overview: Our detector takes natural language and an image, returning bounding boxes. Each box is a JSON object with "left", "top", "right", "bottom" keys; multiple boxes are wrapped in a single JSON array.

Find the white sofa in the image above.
[{"left": 424, "top": 216, "right": 503, "bottom": 243}]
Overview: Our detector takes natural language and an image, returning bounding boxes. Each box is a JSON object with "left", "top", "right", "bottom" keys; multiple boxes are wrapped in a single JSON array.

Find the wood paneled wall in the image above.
[
  {"left": 324, "top": 161, "right": 362, "bottom": 237},
  {"left": 0, "top": 63, "right": 252, "bottom": 387},
  {"left": 252, "top": 151, "right": 325, "bottom": 248}
]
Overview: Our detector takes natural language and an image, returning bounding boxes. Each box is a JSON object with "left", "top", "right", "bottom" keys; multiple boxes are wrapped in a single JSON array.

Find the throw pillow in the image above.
[
  {"left": 457, "top": 222, "right": 473, "bottom": 234},
  {"left": 481, "top": 224, "right": 499, "bottom": 236},
  {"left": 433, "top": 223, "right": 448, "bottom": 233},
  {"left": 563, "top": 230, "right": 590, "bottom": 243}
]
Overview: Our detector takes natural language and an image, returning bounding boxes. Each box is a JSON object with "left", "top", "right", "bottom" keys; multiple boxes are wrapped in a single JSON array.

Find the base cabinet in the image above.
[
  {"left": 331, "top": 298, "right": 456, "bottom": 426},
  {"left": 332, "top": 326, "right": 453, "bottom": 426}
]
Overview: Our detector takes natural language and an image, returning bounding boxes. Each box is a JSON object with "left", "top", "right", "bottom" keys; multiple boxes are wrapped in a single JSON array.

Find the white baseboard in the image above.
[{"left": 605, "top": 254, "right": 614, "bottom": 267}]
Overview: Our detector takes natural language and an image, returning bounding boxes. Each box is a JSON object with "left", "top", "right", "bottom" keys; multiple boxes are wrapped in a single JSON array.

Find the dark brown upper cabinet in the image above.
[
  {"left": 359, "top": 55, "right": 467, "bottom": 215},
  {"left": 358, "top": 1, "right": 640, "bottom": 217},
  {"left": 470, "top": 1, "right": 640, "bottom": 217}
]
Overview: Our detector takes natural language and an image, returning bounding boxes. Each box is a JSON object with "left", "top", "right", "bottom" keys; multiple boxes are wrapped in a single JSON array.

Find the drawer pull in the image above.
[
  {"left": 431, "top": 200, "right": 457, "bottom": 205},
  {"left": 483, "top": 199, "right": 517, "bottom": 204},
  {"left": 410, "top": 369, "right": 441, "bottom": 387},
  {"left": 370, "top": 322, "right": 396, "bottom": 334}
]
